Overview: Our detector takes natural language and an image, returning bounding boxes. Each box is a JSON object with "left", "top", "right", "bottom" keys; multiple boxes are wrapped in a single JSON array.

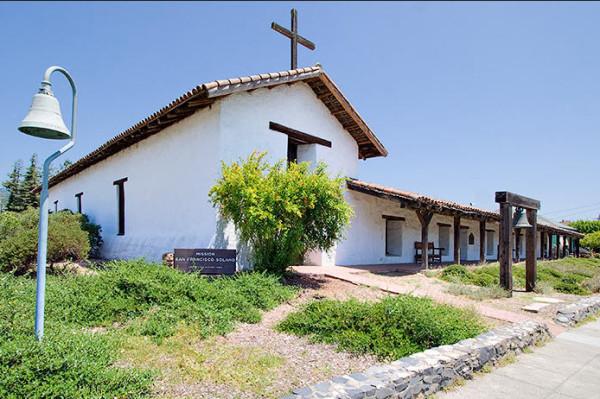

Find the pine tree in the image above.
[
  {"left": 2, "top": 161, "right": 25, "bottom": 212},
  {"left": 22, "top": 154, "right": 41, "bottom": 208}
]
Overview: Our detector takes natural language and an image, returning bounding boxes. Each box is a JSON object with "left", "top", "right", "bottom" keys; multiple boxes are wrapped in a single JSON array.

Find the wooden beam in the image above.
[
  {"left": 479, "top": 220, "right": 486, "bottom": 263},
  {"left": 382, "top": 215, "right": 405, "bottom": 221},
  {"left": 417, "top": 210, "right": 434, "bottom": 270},
  {"left": 453, "top": 215, "right": 461, "bottom": 265},
  {"left": 575, "top": 238, "right": 580, "bottom": 258},
  {"left": 270, "top": 22, "right": 316, "bottom": 50},
  {"left": 495, "top": 191, "right": 541, "bottom": 210},
  {"left": 499, "top": 203, "right": 513, "bottom": 293},
  {"left": 269, "top": 122, "right": 332, "bottom": 147},
  {"left": 525, "top": 209, "right": 537, "bottom": 292}
]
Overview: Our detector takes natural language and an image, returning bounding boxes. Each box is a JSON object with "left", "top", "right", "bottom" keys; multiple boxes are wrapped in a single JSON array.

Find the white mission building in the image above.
[{"left": 47, "top": 65, "right": 581, "bottom": 269}]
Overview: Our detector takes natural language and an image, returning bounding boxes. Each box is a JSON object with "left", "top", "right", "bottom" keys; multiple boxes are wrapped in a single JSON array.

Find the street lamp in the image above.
[{"left": 18, "top": 66, "right": 77, "bottom": 340}]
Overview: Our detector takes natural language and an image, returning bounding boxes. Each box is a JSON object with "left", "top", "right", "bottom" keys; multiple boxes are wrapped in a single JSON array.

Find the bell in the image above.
[
  {"left": 18, "top": 87, "right": 70, "bottom": 140},
  {"left": 513, "top": 208, "right": 532, "bottom": 229}
]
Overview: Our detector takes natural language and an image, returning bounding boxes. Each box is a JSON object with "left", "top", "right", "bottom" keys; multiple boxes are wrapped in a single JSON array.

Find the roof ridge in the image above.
[{"left": 48, "top": 65, "right": 385, "bottom": 188}]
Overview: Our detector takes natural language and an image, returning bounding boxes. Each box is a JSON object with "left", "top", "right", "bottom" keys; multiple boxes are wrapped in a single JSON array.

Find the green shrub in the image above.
[
  {"left": 209, "top": 152, "right": 352, "bottom": 274},
  {"left": 436, "top": 258, "right": 600, "bottom": 296},
  {"left": 0, "top": 208, "right": 96, "bottom": 274},
  {"left": 0, "top": 260, "right": 297, "bottom": 397},
  {"left": 278, "top": 296, "right": 486, "bottom": 360},
  {"left": 581, "top": 231, "right": 600, "bottom": 252}
]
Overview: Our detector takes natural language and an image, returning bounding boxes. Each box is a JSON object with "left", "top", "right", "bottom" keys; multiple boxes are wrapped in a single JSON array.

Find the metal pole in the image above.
[{"left": 34, "top": 66, "right": 77, "bottom": 341}]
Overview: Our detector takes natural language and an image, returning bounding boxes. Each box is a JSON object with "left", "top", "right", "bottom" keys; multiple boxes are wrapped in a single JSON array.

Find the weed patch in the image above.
[{"left": 0, "top": 260, "right": 296, "bottom": 398}]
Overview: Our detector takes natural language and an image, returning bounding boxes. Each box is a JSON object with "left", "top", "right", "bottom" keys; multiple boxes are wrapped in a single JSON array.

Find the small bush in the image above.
[
  {"left": 581, "top": 231, "right": 600, "bottom": 252},
  {"left": 0, "top": 208, "right": 97, "bottom": 274},
  {"left": 209, "top": 152, "right": 353, "bottom": 274},
  {"left": 278, "top": 296, "right": 486, "bottom": 360}
]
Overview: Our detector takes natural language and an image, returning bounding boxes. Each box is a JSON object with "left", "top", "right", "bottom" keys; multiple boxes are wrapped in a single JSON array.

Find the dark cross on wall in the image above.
[{"left": 271, "top": 8, "right": 316, "bottom": 69}]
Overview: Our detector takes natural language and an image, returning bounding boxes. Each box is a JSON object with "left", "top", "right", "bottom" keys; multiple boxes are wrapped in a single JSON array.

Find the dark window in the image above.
[
  {"left": 287, "top": 137, "right": 298, "bottom": 164},
  {"left": 385, "top": 219, "right": 403, "bottom": 256},
  {"left": 75, "top": 192, "right": 83, "bottom": 213},
  {"left": 468, "top": 233, "right": 475, "bottom": 245},
  {"left": 53, "top": 200, "right": 58, "bottom": 213},
  {"left": 113, "top": 178, "right": 128, "bottom": 236}
]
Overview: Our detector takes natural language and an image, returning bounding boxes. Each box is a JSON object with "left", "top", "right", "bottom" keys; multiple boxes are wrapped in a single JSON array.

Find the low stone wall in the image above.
[
  {"left": 283, "top": 321, "right": 550, "bottom": 399},
  {"left": 555, "top": 296, "right": 600, "bottom": 326}
]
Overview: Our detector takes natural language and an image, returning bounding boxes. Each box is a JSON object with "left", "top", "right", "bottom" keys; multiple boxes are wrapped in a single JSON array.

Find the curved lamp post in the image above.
[{"left": 18, "top": 66, "right": 77, "bottom": 340}]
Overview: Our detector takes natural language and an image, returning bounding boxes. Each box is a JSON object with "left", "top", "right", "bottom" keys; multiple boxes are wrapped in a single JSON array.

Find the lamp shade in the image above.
[
  {"left": 18, "top": 92, "right": 70, "bottom": 139},
  {"left": 513, "top": 209, "right": 532, "bottom": 229}
]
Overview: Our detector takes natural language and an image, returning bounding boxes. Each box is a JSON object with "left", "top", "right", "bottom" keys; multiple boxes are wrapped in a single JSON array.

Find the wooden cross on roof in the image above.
[{"left": 271, "top": 9, "right": 316, "bottom": 70}]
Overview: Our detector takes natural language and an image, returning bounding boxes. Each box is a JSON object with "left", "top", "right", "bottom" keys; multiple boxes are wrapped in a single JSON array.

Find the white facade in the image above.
[
  {"left": 50, "top": 75, "right": 573, "bottom": 268},
  {"left": 49, "top": 83, "right": 359, "bottom": 266}
]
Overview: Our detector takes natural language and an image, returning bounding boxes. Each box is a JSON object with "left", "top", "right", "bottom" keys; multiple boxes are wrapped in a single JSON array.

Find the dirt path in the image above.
[{"left": 152, "top": 275, "right": 384, "bottom": 399}]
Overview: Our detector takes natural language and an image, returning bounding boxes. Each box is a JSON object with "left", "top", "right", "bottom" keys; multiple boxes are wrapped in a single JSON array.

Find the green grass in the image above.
[
  {"left": 277, "top": 296, "right": 487, "bottom": 360},
  {"left": 437, "top": 258, "right": 600, "bottom": 295},
  {"left": 0, "top": 259, "right": 296, "bottom": 398}
]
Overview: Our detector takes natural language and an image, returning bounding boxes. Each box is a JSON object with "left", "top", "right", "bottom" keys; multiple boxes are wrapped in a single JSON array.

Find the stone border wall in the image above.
[
  {"left": 555, "top": 296, "right": 600, "bottom": 326},
  {"left": 282, "top": 321, "right": 550, "bottom": 399}
]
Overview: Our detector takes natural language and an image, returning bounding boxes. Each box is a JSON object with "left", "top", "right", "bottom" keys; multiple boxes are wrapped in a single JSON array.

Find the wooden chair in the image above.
[{"left": 414, "top": 242, "right": 443, "bottom": 264}]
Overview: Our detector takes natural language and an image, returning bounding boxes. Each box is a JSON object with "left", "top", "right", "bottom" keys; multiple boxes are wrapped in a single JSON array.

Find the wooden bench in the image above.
[{"left": 414, "top": 242, "right": 443, "bottom": 264}]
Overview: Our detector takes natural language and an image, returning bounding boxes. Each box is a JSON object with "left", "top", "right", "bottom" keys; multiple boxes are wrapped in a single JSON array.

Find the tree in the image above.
[
  {"left": 581, "top": 231, "right": 600, "bottom": 253},
  {"left": 209, "top": 152, "right": 353, "bottom": 274},
  {"left": 569, "top": 220, "right": 600, "bottom": 235},
  {"left": 21, "top": 154, "right": 41, "bottom": 209},
  {"left": 2, "top": 161, "right": 25, "bottom": 212}
]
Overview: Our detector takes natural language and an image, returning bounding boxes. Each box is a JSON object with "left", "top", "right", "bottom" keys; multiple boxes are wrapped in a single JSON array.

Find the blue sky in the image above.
[{"left": 1, "top": 2, "right": 599, "bottom": 220}]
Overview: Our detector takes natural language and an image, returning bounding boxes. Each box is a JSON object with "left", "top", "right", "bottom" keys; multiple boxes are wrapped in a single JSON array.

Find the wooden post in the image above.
[
  {"left": 416, "top": 210, "right": 433, "bottom": 269},
  {"left": 514, "top": 228, "right": 521, "bottom": 262},
  {"left": 499, "top": 203, "right": 513, "bottom": 292},
  {"left": 525, "top": 209, "right": 537, "bottom": 292},
  {"left": 562, "top": 235, "right": 567, "bottom": 258},
  {"left": 575, "top": 238, "right": 580, "bottom": 257},
  {"left": 453, "top": 215, "right": 461, "bottom": 264},
  {"left": 479, "top": 220, "right": 486, "bottom": 263}
]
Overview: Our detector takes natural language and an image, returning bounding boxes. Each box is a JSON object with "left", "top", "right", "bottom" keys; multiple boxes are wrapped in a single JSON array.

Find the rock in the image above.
[{"left": 282, "top": 321, "right": 551, "bottom": 399}]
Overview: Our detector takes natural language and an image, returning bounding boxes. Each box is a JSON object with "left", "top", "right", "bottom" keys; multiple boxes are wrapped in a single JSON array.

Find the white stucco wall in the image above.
[
  {"left": 218, "top": 82, "right": 359, "bottom": 178},
  {"left": 336, "top": 190, "right": 502, "bottom": 266},
  {"left": 48, "top": 104, "right": 222, "bottom": 261}
]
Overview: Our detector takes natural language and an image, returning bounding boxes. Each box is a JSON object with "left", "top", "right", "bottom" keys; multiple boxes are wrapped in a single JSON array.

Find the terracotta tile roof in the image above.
[
  {"left": 347, "top": 178, "right": 500, "bottom": 219},
  {"left": 346, "top": 178, "right": 584, "bottom": 237},
  {"left": 48, "top": 65, "right": 387, "bottom": 189}
]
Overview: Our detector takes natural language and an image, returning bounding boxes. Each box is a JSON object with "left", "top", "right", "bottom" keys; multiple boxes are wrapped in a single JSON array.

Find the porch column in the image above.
[
  {"left": 540, "top": 230, "right": 546, "bottom": 260},
  {"left": 562, "top": 235, "right": 567, "bottom": 258},
  {"left": 416, "top": 209, "right": 433, "bottom": 269},
  {"left": 567, "top": 237, "right": 573, "bottom": 257},
  {"left": 557, "top": 235, "right": 562, "bottom": 258},
  {"left": 453, "top": 215, "right": 461, "bottom": 264},
  {"left": 479, "top": 220, "right": 486, "bottom": 263},
  {"left": 575, "top": 238, "right": 580, "bottom": 257},
  {"left": 525, "top": 209, "right": 537, "bottom": 292}
]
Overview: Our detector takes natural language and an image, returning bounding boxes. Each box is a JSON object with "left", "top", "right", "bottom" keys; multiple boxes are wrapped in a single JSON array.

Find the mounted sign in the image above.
[{"left": 173, "top": 248, "right": 237, "bottom": 275}]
